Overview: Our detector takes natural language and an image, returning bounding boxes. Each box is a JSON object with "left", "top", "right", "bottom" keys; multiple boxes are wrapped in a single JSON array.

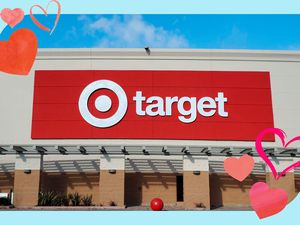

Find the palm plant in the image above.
[
  {"left": 68, "top": 192, "right": 81, "bottom": 206},
  {"left": 38, "top": 191, "right": 57, "bottom": 206},
  {"left": 81, "top": 195, "right": 93, "bottom": 206},
  {"left": 53, "top": 193, "right": 69, "bottom": 206}
]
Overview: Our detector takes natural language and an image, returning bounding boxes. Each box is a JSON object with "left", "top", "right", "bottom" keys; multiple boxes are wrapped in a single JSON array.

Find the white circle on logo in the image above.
[
  {"left": 95, "top": 95, "right": 112, "bottom": 112},
  {"left": 78, "top": 80, "right": 128, "bottom": 128}
]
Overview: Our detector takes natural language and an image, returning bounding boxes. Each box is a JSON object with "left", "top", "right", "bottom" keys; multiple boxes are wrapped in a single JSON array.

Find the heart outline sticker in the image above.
[
  {"left": 29, "top": 0, "right": 61, "bottom": 35},
  {"left": 255, "top": 128, "right": 300, "bottom": 180}
]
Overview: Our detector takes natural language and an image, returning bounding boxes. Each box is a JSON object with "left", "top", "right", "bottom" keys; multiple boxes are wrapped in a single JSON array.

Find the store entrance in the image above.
[{"left": 176, "top": 175, "right": 183, "bottom": 202}]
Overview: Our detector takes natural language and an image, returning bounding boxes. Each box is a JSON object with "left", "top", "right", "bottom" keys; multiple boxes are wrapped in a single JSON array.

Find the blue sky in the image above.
[{"left": 1, "top": 14, "right": 300, "bottom": 50}]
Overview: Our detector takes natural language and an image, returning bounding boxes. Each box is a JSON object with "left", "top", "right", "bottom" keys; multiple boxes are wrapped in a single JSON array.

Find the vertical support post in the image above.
[
  {"left": 99, "top": 155, "right": 125, "bottom": 207},
  {"left": 183, "top": 156, "right": 210, "bottom": 209},
  {"left": 13, "top": 154, "right": 43, "bottom": 208}
]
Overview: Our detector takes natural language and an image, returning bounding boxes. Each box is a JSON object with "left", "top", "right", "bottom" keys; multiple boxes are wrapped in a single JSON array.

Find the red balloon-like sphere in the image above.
[{"left": 150, "top": 198, "right": 164, "bottom": 211}]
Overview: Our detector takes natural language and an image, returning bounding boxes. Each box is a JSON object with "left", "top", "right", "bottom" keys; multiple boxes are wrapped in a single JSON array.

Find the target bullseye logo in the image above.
[
  {"left": 95, "top": 95, "right": 112, "bottom": 112},
  {"left": 78, "top": 80, "right": 128, "bottom": 128}
]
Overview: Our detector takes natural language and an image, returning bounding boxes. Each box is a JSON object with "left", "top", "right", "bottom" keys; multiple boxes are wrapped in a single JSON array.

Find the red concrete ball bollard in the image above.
[{"left": 150, "top": 198, "right": 164, "bottom": 211}]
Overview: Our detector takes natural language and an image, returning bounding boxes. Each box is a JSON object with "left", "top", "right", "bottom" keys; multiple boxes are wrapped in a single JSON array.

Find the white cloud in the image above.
[
  {"left": 79, "top": 15, "right": 189, "bottom": 48},
  {"left": 287, "top": 44, "right": 300, "bottom": 50},
  {"left": 220, "top": 26, "right": 248, "bottom": 49}
]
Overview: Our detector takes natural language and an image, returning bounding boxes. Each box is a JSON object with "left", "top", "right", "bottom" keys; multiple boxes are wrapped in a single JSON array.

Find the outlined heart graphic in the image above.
[
  {"left": 256, "top": 128, "right": 300, "bottom": 180},
  {"left": 0, "top": 8, "right": 24, "bottom": 28},
  {"left": 224, "top": 155, "right": 254, "bottom": 181},
  {"left": 0, "top": 28, "right": 38, "bottom": 75},
  {"left": 29, "top": 0, "right": 61, "bottom": 35},
  {"left": 250, "top": 182, "right": 288, "bottom": 219}
]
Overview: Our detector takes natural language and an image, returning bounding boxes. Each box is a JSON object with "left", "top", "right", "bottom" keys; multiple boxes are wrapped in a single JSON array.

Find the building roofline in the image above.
[{"left": 37, "top": 48, "right": 300, "bottom": 62}]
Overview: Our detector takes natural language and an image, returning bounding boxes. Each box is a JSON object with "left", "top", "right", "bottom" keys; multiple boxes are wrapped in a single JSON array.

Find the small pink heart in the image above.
[
  {"left": 1, "top": 8, "right": 24, "bottom": 28},
  {"left": 256, "top": 128, "right": 300, "bottom": 180},
  {"left": 250, "top": 182, "right": 288, "bottom": 219},
  {"left": 224, "top": 155, "right": 254, "bottom": 181}
]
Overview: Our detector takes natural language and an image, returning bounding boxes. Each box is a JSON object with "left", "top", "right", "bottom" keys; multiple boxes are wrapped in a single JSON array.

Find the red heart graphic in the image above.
[
  {"left": 256, "top": 128, "right": 300, "bottom": 180},
  {"left": 0, "top": 28, "right": 38, "bottom": 75},
  {"left": 250, "top": 182, "right": 288, "bottom": 219},
  {"left": 224, "top": 155, "right": 254, "bottom": 182},
  {"left": 0, "top": 8, "right": 24, "bottom": 28}
]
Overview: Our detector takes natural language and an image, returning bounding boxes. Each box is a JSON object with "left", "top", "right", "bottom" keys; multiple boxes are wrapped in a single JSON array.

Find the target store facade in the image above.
[{"left": 0, "top": 49, "right": 300, "bottom": 209}]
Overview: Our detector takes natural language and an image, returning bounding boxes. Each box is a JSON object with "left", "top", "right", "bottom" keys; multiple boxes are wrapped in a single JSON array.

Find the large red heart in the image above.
[
  {"left": 0, "top": 8, "right": 24, "bottom": 28},
  {"left": 224, "top": 155, "right": 254, "bottom": 181},
  {"left": 0, "top": 28, "right": 38, "bottom": 75},
  {"left": 256, "top": 128, "right": 300, "bottom": 180},
  {"left": 250, "top": 182, "right": 288, "bottom": 219}
]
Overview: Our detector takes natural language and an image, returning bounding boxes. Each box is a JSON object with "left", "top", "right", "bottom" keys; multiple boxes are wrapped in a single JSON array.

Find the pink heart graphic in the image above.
[
  {"left": 250, "top": 182, "right": 288, "bottom": 219},
  {"left": 0, "top": 8, "right": 24, "bottom": 28},
  {"left": 224, "top": 155, "right": 254, "bottom": 182},
  {"left": 256, "top": 128, "right": 300, "bottom": 180}
]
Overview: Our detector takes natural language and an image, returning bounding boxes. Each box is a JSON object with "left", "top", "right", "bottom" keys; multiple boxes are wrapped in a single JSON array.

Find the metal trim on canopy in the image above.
[{"left": 0, "top": 145, "right": 299, "bottom": 157}]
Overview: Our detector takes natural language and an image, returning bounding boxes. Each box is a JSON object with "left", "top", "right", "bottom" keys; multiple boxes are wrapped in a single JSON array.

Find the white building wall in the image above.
[{"left": 0, "top": 49, "right": 300, "bottom": 148}]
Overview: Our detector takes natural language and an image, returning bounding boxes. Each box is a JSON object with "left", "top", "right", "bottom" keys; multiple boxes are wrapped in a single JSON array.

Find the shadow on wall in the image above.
[
  {"left": 0, "top": 172, "right": 14, "bottom": 193},
  {"left": 0, "top": 163, "right": 14, "bottom": 193},
  {"left": 125, "top": 173, "right": 178, "bottom": 207},
  {"left": 43, "top": 160, "right": 100, "bottom": 173},
  {"left": 40, "top": 172, "right": 100, "bottom": 203},
  {"left": 126, "top": 159, "right": 182, "bottom": 173},
  {"left": 40, "top": 160, "right": 101, "bottom": 204},
  {"left": 295, "top": 175, "right": 300, "bottom": 193},
  {"left": 209, "top": 173, "right": 265, "bottom": 209}
]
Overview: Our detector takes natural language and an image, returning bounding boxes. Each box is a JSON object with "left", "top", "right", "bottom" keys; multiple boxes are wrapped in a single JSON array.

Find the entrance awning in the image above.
[{"left": 0, "top": 145, "right": 299, "bottom": 157}]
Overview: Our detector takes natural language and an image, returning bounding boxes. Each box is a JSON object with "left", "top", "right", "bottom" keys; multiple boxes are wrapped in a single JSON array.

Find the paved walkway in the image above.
[{"left": 0, "top": 206, "right": 252, "bottom": 211}]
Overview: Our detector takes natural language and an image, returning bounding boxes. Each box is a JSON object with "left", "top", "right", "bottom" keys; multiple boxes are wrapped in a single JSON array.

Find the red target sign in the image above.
[{"left": 31, "top": 70, "right": 274, "bottom": 141}]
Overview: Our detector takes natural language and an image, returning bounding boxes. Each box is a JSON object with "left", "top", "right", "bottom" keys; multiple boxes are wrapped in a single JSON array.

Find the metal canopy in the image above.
[{"left": 0, "top": 145, "right": 299, "bottom": 157}]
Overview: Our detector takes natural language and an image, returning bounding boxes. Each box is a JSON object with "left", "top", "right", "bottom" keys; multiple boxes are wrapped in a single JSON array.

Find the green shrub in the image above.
[
  {"left": 38, "top": 191, "right": 69, "bottom": 206},
  {"left": 38, "top": 191, "right": 94, "bottom": 207},
  {"left": 53, "top": 193, "right": 69, "bottom": 206},
  {"left": 38, "top": 191, "right": 57, "bottom": 206},
  {"left": 68, "top": 192, "right": 81, "bottom": 206},
  {"left": 81, "top": 195, "right": 93, "bottom": 206},
  {"left": 0, "top": 197, "right": 11, "bottom": 206}
]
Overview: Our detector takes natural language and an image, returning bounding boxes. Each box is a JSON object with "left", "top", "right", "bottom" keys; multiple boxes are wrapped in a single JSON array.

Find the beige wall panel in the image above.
[
  {"left": 140, "top": 173, "right": 177, "bottom": 205},
  {"left": 184, "top": 171, "right": 210, "bottom": 209},
  {"left": 266, "top": 172, "right": 297, "bottom": 203},
  {"left": 99, "top": 170, "right": 125, "bottom": 206},
  {"left": 13, "top": 170, "right": 41, "bottom": 207},
  {"left": 209, "top": 173, "right": 265, "bottom": 208},
  {"left": 125, "top": 173, "right": 177, "bottom": 206}
]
